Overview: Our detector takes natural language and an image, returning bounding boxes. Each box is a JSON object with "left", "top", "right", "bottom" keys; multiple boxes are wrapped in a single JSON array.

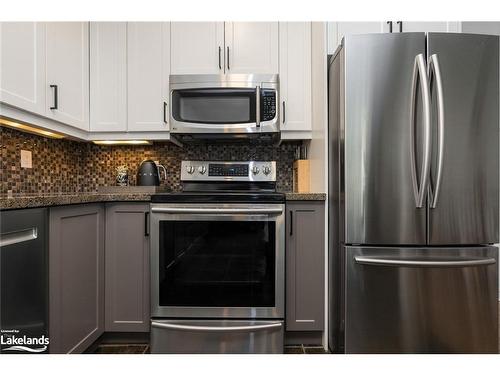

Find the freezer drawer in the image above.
[
  {"left": 345, "top": 246, "right": 498, "bottom": 353},
  {"left": 1, "top": 208, "right": 48, "bottom": 353},
  {"left": 150, "top": 319, "right": 284, "bottom": 353}
]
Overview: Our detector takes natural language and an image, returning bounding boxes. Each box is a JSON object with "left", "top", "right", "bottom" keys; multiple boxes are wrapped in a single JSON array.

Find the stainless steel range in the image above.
[{"left": 150, "top": 161, "right": 285, "bottom": 354}]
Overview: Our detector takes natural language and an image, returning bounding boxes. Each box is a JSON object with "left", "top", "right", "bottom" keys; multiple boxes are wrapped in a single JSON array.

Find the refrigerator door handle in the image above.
[
  {"left": 428, "top": 54, "right": 445, "bottom": 209},
  {"left": 410, "top": 54, "right": 432, "bottom": 208},
  {"left": 354, "top": 256, "right": 496, "bottom": 268}
]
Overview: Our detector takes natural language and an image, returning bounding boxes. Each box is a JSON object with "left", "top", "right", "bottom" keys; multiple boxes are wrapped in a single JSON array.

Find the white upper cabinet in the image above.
[
  {"left": 170, "top": 22, "right": 224, "bottom": 75},
  {"left": 224, "top": 22, "right": 279, "bottom": 74},
  {"left": 461, "top": 22, "right": 500, "bottom": 35},
  {"left": 90, "top": 22, "right": 127, "bottom": 132},
  {"left": 45, "top": 22, "right": 89, "bottom": 131},
  {"left": 0, "top": 22, "right": 46, "bottom": 115},
  {"left": 279, "top": 22, "right": 312, "bottom": 136},
  {"left": 396, "top": 22, "right": 460, "bottom": 33},
  {"left": 170, "top": 22, "right": 278, "bottom": 75},
  {"left": 127, "top": 22, "right": 170, "bottom": 132}
]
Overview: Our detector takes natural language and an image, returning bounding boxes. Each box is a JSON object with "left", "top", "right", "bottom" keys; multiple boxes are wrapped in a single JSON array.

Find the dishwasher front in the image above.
[{"left": 1, "top": 208, "right": 49, "bottom": 353}]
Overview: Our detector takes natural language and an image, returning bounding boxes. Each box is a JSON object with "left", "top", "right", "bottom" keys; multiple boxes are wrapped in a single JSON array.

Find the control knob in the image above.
[
  {"left": 263, "top": 166, "right": 272, "bottom": 175},
  {"left": 252, "top": 166, "right": 260, "bottom": 175},
  {"left": 198, "top": 165, "right": 207, "bottom": 175},
  {"left": 186, "top": 165, "right": 195, "bottom": 174}
]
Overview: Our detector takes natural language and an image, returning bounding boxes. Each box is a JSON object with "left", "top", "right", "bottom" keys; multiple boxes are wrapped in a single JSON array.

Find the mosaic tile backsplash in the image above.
[{"left": 1, "top": 127, "right": 300, "bottom": 195}]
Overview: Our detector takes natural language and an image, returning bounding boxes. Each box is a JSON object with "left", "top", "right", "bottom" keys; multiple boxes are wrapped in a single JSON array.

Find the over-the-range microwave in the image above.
[{"left": 169, "top": 74, "right": 279, "bottom": 143}]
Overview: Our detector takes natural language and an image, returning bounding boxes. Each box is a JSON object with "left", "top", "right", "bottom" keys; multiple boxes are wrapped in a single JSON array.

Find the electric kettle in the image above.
[{"left": 137, "top": 160, "right": 167, "bottom": 186}]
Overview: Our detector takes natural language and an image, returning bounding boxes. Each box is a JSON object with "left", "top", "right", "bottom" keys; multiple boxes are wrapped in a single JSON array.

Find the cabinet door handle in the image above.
[
  {"left": 227, "top": 46, "right": 230, "bottom": 70},
  {"left": 163, "top": 102, "right": 168, "bottom": 124},
  {"left": 282, "top": 101, "right": 286, "bottom": 124},
  {"left": 289, "top": 211, "right": 293, "bottom": 236},
  {"left": 218, "top": 46, "right": 222, "bottom": 70},
  {"left": 397, "top": 21, "right": 403, "bottom": 32},
  {"left": 386, "top": 21, "right": 393, "bottom": 33},
  {"left": 49, "top": 84, "right": 58, "bottom": 110},
  {"left": 256, "top": 85, "right": 261, "bottom": 127},
  {"left": 144, "top": 212, "right": 150, "bottom": 237}
]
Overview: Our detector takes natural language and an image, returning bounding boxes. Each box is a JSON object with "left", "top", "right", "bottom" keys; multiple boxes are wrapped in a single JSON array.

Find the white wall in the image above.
[
  {"left": 308, "top": 22, "right": 328, "bottom": 194},
  {"left": 308, "top": 22, "right": 329, "bottom": 349}
]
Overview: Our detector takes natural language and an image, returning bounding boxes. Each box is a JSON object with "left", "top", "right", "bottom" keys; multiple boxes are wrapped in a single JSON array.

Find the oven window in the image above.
[
  {"left": 171, "top": 88, "right": 256, "bottom": 124},
  {"left": 158, "top": 220, "right": 276, "bottom": 307}
]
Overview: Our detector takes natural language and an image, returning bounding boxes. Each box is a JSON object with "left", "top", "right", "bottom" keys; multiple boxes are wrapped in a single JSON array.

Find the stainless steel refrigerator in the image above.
[{"left": 328, "top": 32, "right": 499, "bottom": 353}]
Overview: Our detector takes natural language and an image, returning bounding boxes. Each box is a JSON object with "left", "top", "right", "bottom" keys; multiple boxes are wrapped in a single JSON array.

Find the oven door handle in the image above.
[
  {"left": 151, "top": 321, "right": 283, "bottom": 333},
  {"left": 151, "top": 207, "right": 283, "bottom": 215}
]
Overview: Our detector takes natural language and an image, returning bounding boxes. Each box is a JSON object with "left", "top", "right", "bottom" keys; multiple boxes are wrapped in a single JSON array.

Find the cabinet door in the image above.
[
  {"left": 170, "top": 22, "right": 224, "bottom": 75},
  {"left": 279, "top": 22, "right": 312, "bottom": 134},
  {"left": 49, "top": 204, "right": 104, "bottom": 354},
  {"left": 0, "top": 22, "right": 46, "bottom": 115},
  {"left": 461, "top": 22, "right": 500, "bottom": 35},
  {"left": 224, "top": 22, "right": 279, "bottom": 74},
  {"left": 45, "top": 22, "right": 89, "bottom": 130},
  {"left": 90, "top": 22, "right": 127, "bottom": 132},
  {"left": 286, "top": 201, "right": 325, "bottom": 331},
  {"left": 128, "top": 22, "right": 170, "bottom": 132},
  {"left": 397, "top": 21, "right": 460, "bottom": 33},
  {"left": 105, "top": 203, "right": 150, "bottom": 332}
]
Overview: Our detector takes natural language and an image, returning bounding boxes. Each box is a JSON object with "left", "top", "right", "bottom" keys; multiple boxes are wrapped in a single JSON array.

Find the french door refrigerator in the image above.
[{"left": 328, "top": 32, "right": 499, "bottom": 353}]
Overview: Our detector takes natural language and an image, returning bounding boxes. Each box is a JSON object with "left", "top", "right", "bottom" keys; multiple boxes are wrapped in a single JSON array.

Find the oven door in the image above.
[
  {"left": 169, "top": 74, "right": 279, "bottom": 134},
  {"left": 150, "top": 203, "right": 285, "bottom": 319}
]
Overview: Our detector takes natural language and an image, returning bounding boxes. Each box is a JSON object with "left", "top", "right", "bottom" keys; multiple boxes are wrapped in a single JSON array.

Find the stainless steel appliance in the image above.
[
  {"left": 150, "top": 161, "right": 284, "bottom": 353},
  {"left": 1, "top": 208, "right": 48, "bottom": 353},
  {"left": 169, "top": 74, "right": 279, "bottom": 143},
  {"left": 328, "top": 32, "right": 499, "bottom": 353}
]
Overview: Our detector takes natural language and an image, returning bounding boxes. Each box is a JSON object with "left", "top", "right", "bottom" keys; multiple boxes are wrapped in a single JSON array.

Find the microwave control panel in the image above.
[{"left": 261, "top": 89, "right": 276, "bottom": 121}]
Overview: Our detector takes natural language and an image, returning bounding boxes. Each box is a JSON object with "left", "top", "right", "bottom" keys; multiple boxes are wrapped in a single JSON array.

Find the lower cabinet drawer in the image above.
[{"left": 150, "top": 320, "right": 284, "bottom": 354}]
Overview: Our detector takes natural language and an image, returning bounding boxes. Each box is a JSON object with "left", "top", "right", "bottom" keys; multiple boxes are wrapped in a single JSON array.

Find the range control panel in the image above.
[
  {"left": 209, "top": 164, "right": 249, "bottom": 177},
  {"left": 181, "top": 161, "right": 276, "bottom": 182}
]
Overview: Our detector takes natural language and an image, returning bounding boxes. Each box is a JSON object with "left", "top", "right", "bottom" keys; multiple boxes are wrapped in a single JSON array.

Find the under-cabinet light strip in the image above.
[
  {"left": 92, "top": 140, "right": 152, "bottom": 145},
  {"left": 0, "top": 117, "right": 65, "bottom": 139}
]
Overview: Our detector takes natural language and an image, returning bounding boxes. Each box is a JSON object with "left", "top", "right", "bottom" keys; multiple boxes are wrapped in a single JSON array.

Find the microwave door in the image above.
[{"left": 171, "top": 88, "right": 258, "bottom": 133}]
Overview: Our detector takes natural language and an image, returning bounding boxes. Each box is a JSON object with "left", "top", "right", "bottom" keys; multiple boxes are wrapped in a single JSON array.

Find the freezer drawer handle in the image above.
[
  {"left": 151, "top": 321, "right": 283, "bottom": 333},
  {"left": 427, "top": 54, "right": 445, "bottom": 209},
  {"left": 410, "top": 54, "right": 432, "bottom": 208},
  {"left": 151, "top": 207, "right": 283, "bottom": 215},
  {"left": 354, "top": 256, "right": 496, "bottom": 268},
  {"left": 0, "top": 228, "right": 38, "bottom": 248}
]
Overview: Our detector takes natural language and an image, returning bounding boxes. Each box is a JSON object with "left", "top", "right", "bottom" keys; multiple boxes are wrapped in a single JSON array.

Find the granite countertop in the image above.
[
  {"left": 1, "top": 191, "right": 326, "bottom": 210},
  {"left": 284, "top": 192, "right": 326, "bottom": 201},
  {"left": 0, "top": 193, "right": 153, "bottom": 210}
]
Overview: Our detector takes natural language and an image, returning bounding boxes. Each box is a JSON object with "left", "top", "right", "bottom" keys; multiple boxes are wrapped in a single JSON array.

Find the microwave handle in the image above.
[{"left": 256, "top": 85, "right": 261, "bottom": 127}]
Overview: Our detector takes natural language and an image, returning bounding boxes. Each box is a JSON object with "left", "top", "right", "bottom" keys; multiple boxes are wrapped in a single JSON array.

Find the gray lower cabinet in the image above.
[
  {"left": 104, "top": 203, "right": 150, "bottom": 332},
  {"left": 49, "top": 204, "right": 105, "bottom": 353},
  {"left": 286, "top": 201, "right": 325, "bottom": 331}
]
